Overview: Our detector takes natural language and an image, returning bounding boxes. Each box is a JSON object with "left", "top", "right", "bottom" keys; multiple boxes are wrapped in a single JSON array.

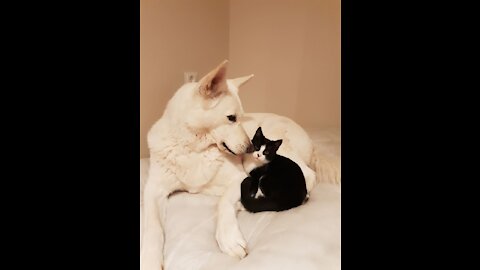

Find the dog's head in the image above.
[{"left": 184, "top": 60, "right": 254, "bottom": 155}]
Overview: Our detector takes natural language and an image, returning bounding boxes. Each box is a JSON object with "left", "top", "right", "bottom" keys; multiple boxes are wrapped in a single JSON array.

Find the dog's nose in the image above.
[{"left": 246, "top": 143, "right": 254, "bottom": 153}]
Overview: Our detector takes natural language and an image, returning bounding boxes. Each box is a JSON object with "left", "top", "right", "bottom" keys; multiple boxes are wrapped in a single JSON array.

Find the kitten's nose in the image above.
[{"left": 256, "top": 153, "right": 260, "bottom": 158}]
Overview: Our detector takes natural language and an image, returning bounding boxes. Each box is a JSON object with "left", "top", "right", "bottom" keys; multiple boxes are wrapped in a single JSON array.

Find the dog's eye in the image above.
[{"left": 227, "top": 115, "right": 237, "bottom": 122}]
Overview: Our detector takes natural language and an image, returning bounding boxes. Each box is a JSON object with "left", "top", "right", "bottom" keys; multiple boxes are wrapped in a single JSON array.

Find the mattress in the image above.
[{"left": 140, "top": 127, "right": 341, "bottom": 270}]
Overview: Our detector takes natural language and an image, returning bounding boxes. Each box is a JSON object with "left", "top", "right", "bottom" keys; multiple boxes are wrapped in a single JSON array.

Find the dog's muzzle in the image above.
[
  {"left": 222, "top": 142, "right": 237, "bottom": 155},
  {"left": 246, "top": 143, "right": 254, "bottom": 153},
  {"left": 222, "top": 142, "right": 253, "bottom": 155}
]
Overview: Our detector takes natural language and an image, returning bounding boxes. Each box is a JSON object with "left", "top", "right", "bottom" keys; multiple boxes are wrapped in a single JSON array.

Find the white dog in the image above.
[{"left": 141, "top": 60, "right": 317, "bottom": 270}]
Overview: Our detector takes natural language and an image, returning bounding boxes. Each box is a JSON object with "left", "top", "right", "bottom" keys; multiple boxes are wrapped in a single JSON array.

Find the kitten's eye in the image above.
[
  {"left": 227, "top": 115, "right": 237, "bottom": 122},
  {"left": 264, "top": 151, "right": 269, "bottom": 155}
]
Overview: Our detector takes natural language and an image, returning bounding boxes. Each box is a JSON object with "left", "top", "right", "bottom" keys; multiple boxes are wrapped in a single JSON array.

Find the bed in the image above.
[{"left": 140, "top": 127, "right": 340, "bottom": 270}]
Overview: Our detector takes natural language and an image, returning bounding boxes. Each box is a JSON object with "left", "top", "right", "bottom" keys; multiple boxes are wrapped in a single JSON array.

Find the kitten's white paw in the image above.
[
  {"left": 216, "top": 223, "right": 247, "bottom": 259},
  {"left": 254, "top": 188, "right": 264, "bottom": 198}
]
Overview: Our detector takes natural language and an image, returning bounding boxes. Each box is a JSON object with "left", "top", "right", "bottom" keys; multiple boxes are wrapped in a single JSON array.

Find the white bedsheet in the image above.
[{"left": 140, "top": 128, "right": 341, "bottom": 270}]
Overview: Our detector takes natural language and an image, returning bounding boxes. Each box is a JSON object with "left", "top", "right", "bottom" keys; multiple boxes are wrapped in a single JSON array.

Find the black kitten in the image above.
[{"left": 240, "top": 127, "right": 308, "bottom": 213}]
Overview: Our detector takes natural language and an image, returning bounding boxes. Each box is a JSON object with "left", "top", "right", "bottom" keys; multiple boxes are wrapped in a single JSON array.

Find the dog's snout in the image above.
[{"left": 246, "top": 143, "right": 254, "bottom": 153}]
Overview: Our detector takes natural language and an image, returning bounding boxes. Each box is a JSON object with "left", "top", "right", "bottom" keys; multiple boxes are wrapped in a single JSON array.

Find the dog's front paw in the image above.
[
  {"left": 216, "top": 223, "right": 247, "bottom": 259},
  {"left": 140, "top": 245, "right": 164, "bottom": 270}
]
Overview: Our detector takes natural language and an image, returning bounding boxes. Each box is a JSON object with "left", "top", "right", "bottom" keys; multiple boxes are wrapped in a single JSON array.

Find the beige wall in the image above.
[
  {"left": 141, "top": 0, "right": 340, "bottom": 158},
  {"left": 140, "top": 0, "right": 229, "bottom": 158},
  {"left": 229, "top": 0, "right": 340, "bottom": 128}
]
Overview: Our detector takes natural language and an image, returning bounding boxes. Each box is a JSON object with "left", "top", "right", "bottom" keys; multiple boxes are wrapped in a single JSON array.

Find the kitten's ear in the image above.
[
  {"left": 254, "top": 127, "right": 263, "bottom": 138},
  {"left": 272, "top": 139, "right": 283, "bottom": 152},
  {"left": 198, "top": 60, "right": 228, "bottom": 99},
  {"left": 252, "top": 127, "right": 263, "bottom": 146}
]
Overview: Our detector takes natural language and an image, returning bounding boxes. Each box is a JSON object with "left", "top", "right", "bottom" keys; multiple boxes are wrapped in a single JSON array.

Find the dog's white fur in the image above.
[{"left": 141, "top": 61, "right": 317, "bottom": 270}]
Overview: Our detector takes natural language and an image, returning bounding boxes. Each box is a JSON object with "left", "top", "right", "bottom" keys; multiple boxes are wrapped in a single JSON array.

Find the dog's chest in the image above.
[{"left": 175, "top": 147, "right": 226, "bottom": 192}]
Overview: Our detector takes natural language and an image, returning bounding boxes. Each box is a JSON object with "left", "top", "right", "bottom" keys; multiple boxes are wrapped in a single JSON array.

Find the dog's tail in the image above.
[{"left": 311, "top": 144, "right": 341, "bottom": 185}]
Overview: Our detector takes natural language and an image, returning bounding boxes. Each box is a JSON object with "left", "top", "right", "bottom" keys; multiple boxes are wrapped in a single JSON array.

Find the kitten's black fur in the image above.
[{"left": 240, "top": 127, "right": 308, "bottom": 213}]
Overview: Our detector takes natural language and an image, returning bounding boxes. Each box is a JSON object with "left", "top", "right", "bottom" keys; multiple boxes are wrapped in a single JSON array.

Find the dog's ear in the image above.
[
  {"left": 230, "top": 74, "right": 254, "bottom": 89},
  {"left": 198, "top": 60, "right": 229, "bottom": 98}
]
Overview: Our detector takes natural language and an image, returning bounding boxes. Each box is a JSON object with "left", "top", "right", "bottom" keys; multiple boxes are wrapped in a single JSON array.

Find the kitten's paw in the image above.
[
  {"left": 216, "top": 223, "right": 248, "bottom": 259},
  {"left": 254, "top": 189, "right": 264, "bottom": 198}
]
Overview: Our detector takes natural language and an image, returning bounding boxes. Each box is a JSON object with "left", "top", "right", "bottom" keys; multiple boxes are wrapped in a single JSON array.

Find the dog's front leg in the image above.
[
  {"left": 215, "top": 163, "right": 248, "bottom": 259},
  {"left": 141, "top": 163, "right": 179, "bottom": 270}
]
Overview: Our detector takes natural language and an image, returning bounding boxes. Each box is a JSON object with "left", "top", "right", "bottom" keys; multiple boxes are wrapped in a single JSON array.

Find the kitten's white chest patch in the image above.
[{"left": 243, "top": 145, "right": 269, "bottom": 174}]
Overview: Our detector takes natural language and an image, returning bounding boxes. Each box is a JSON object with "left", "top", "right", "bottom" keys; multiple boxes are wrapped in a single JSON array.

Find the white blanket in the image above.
[{"left": 140, "top": 128, "right": 340, "bottom": 270}]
